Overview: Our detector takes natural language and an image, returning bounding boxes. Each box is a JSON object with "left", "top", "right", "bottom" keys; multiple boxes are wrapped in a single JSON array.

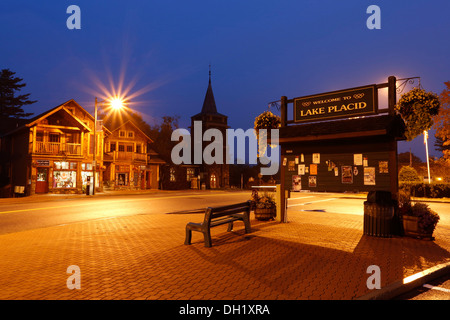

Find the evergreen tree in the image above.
[
  {"left": 0, "top": 69, "right": 36, "bottom": 119},
  {"left": 433, "top": 81, "right": 450, "bottom": 160}
]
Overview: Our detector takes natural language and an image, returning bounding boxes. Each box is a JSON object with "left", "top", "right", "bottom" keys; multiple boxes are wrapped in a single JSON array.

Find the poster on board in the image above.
[
  {"left": 379, "top": 161, "right": 389, "bottom": 173},
  {"left": 308, "top": 176, "right": 317, "bottom": 187},
  {"left": 312, "top": 153, "right": 320, "bottom": 164},
  {"left": 298, "top": 164, "right": 305, "bottom": 175},
  {"left": 354, "top": 154, "right": 363, "bottom": 166},
  {"left": 341, "top": 166, "right": 353, "bottom": 184},
  {"left": 364, "top": 167, "right": 376, "bottom": 185},
  {"left": 292, "top": 175, "right": 302, "bottom": 191}
]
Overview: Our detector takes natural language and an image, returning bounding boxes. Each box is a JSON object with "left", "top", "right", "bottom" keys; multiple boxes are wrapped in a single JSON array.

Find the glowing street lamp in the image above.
[
  {"left": 92, "top": 96, "right": 126, "bottom": 195},
  {"left": 110, "top": 97, "right": 125, "bottom": 111}
]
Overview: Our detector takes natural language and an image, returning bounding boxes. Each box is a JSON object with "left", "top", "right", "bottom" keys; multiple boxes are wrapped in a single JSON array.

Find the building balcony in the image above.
[
  {"left": 33, "top": 142, "right": 82, "bottom": 156},
  {"left": 105, "top": 151, "right": 148, "bottom": 163}
]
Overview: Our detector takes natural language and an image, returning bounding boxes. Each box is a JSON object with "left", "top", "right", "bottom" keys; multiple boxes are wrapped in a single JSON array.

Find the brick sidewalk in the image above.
[{"left": 0, "top": 208, "right": 449, "bottom": 300}]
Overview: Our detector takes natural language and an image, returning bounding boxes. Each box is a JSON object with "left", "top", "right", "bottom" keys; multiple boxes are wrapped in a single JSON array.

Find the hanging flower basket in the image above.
[
  {"left": 254, "top": 111, "right": 281, "bottom": 155},
  {"left": 395, "top": 88, "right": 440, "bottom": 141}
]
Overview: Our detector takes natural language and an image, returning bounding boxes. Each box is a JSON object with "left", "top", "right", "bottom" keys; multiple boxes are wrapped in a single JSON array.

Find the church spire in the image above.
[
  {"left": 209, "top": 64, "right": 211, "bottom": 84},
  {"left": 201, "top": 65, "right": 217, "bottom": 114}
]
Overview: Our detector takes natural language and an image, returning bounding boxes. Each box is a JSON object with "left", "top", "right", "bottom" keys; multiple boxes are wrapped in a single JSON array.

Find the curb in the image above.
[{"left": 357, "top": 261, "right": 450, "bottom": 300}]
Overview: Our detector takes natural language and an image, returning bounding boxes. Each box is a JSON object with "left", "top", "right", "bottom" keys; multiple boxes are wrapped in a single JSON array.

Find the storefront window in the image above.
[
  {"left": 187, "top": 168, "right": 195, "bottom": 182},
  {"left": 82, "top": 163, "right": 93, "bottom": 171},
  {"left": 53, "top": 171, "right": 76, "bottom": 188},
  {"left": 170, "top": 167, "right": 176, "bottom": 182},
  {"left": 53, "top": 161, "right": 78, "bottom": 188}
]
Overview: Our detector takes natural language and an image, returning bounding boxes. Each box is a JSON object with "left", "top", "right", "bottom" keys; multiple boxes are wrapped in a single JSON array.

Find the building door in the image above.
[
  {"left": 36, "top": 167, "right": 49, "bottom": 193},
  {"left": 146, "top": 171, "right": 151, "bottom": 189},
  {"left": 210, "top": 173, "right": 217, "bottom": 189}
]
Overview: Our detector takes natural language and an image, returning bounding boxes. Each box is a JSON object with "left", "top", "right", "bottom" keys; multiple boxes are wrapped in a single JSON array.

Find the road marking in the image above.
[
  {"left": 0, "top": 192, "right": 249, "bottom": 215},
  {"left": 288, "top": 198, "right": 337, "bottom": 207},
  {"left": 423, "top": 284, "right": 450, "bottom": 293},
  {"left": 288, "top": 196, "right": 315, "bottom": 201}
]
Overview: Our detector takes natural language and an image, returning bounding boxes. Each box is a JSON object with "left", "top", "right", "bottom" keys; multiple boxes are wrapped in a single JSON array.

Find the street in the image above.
[
  {"left": 0, "top": 190, "right": 253, "bottom": 235},
  {"left": 1, "top": 190, "right": 449, "bottom": 235}
]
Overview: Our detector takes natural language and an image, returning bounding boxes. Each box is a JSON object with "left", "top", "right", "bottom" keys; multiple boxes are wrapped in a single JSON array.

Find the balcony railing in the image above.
[
  {"left": 106, "top": 151, "right": 148, "bottom": 163},
  {"left": 34, "top": 142, "right": 82, "bottom": 155}
]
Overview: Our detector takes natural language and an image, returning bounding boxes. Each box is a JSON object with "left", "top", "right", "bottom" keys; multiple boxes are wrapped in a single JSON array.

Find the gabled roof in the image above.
[
  {"left": 2, "top": 99, "right": 95, "bottom": 136},
  {"left": 109, "top": 120, "right": 154, "bottom": 143}
]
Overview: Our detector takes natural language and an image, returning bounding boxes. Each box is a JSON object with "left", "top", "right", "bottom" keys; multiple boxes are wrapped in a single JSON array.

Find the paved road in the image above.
[
  {"left": 0, "top": 191, "right": 252, "bottom": 235},
  {"left": 1, "top": 190, "right": 449, "bottom": 237}
]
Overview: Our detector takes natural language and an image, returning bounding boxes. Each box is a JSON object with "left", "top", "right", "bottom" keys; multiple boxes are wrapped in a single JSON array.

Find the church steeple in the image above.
[{"left": 200, "top": 65, "right": 218, "bottom": 114}]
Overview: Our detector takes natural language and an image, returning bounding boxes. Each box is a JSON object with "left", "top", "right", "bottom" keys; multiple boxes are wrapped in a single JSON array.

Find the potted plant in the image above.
[
  {"left": 398, "top": 189, "right": 440, "bottom": 240},
  {"left": 251, "top": 190, "right": 276, "bottom": 221}
]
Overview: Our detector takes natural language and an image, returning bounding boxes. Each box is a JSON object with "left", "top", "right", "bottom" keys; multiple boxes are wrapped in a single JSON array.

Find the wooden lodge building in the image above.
[{"left": 102, "top": 120, "right": 165, "bottom": 190}]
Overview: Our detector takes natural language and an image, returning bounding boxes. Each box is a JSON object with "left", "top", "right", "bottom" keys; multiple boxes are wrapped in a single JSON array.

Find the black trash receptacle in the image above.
[{"left": 363, "top": 191, "right": 394, "bottom": 238}]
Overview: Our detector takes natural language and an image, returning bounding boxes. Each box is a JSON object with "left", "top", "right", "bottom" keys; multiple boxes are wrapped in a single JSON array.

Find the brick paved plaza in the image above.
[{"left": 1, "top": 205, "right": 449, "bottom": 300}]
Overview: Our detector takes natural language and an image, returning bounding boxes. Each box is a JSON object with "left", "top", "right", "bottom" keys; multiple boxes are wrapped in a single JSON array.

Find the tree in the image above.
[
  {"left": 0, "top": 69, "right": 36, "bottom": 120},
  {"left": 399, "top": 165, "right": 421, "bottom": 183},
  {"left": 433, "top": 81, "right": 450, "bottom": 160},
  {"left": 434, "top": 135, "right": 450, "bottom": 154},
  {"left": 398, "top": 151, "right": 423, "bottom": 165},
  {"left": 147, "top": 115, "right": 180, "bottom": 163}
]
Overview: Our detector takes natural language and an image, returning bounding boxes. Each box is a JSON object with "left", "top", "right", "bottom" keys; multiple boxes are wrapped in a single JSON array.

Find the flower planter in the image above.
[
  {"left": 254, "top": 207, "right": 276, "bottom": 221},
  {"left": 402, "top": 215, "right": 434, "bottom": 240}
]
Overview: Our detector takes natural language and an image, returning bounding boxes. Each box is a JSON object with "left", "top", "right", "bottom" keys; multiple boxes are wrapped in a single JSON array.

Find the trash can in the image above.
[
  {"left": 363, "top": 191, "right": 394, "bottom": 238},
  {"left": 86, "top": 176, "right": 92, "bottom": 196}
]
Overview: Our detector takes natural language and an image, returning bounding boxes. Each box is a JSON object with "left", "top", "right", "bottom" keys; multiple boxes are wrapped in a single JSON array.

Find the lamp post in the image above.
[
  {"left": 92, "top": 97, "right": 125, "bottom": 195},
  {"left": 424, "top": 130, "right": 431, "bottom": 184},
  {"left": 93, "top": 97, "right": 98, "bottom": 195}
]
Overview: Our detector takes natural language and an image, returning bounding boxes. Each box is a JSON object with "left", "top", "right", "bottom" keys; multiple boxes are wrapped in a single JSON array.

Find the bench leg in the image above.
[
  {"left": 227, "top": 221, "right": 234, "bottom": 232},
  {"left": 243, "top": 212, "right": 251, "bottom": 234},
  {"left": 184, "top": 227, "right": 192, "bottom": 245},
  {"left": 203, "top": 230, "right": 212, "bottom": 247}
]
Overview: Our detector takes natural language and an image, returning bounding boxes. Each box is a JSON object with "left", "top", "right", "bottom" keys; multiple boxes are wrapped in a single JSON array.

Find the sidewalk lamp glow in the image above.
[{"left": 92, "top": 96, "right": 127, "bottom": 195}]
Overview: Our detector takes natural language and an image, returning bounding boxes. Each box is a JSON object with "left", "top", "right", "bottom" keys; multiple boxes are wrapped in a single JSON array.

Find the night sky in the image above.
[{"left": 1, "top": 0, "right": 449, "bottom": 161}]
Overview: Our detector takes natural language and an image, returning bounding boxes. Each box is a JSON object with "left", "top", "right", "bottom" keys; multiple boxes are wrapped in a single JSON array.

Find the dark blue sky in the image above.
[{"left": 1, "top": 0, "right": 449, "bottom": 161}]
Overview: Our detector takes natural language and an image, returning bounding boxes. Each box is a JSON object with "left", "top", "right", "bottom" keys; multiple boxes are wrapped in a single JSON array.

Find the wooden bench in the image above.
[{"left": 184, "top": 201, "right": 252, "bottom": 247}]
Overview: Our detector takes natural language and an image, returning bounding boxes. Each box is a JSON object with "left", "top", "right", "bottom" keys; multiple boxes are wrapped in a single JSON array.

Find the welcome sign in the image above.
[{"left": 294, "top": 85, "right": 378, "bottom": 123}]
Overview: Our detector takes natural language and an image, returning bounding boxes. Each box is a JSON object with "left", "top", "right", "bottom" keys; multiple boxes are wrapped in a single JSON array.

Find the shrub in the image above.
[
  {"left": 399, "top": 166, "right": 421, "bottom": 183},
  {"left": 400, "top": 182, "right": 450, "bottom": 198},
  {"left": 410, "top": 202, "right": 440, "bottom": 234}
]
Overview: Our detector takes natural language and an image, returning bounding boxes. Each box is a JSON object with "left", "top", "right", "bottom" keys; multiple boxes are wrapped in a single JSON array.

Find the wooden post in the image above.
[
  {"left": 388, "top": 76, "right": 399, "bottom": 202},
  {"left": 388, "top": 76, "right": 397, "bottom": 116},
  {"left": 278, "top": 96, "right": 287, "bottom": 222},
  {"left": 280, "top": 96, "right": 287, "bottom": 127}
]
